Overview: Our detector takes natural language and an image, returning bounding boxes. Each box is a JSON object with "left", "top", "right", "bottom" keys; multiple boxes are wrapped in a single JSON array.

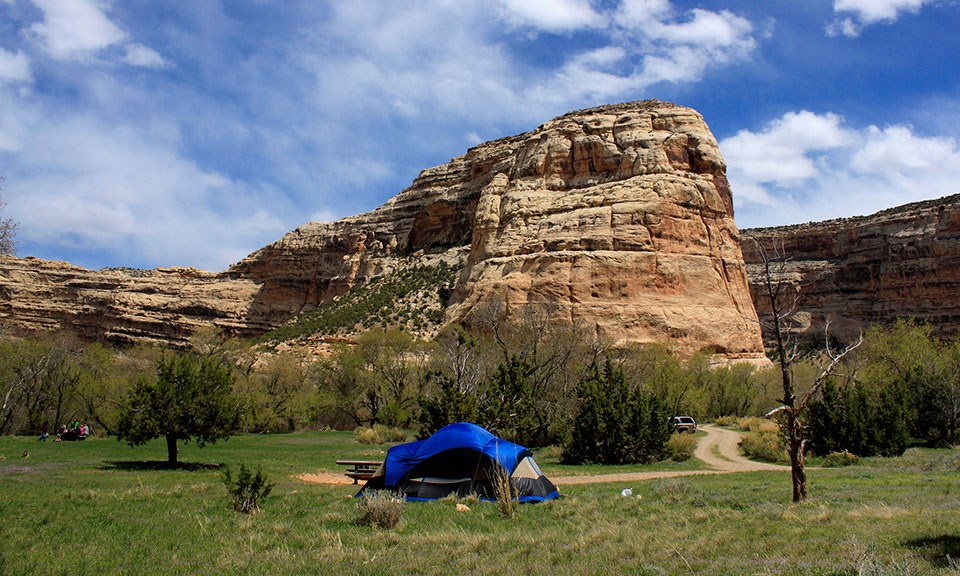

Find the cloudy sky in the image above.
[{"left": 1, "top": 0, "right": 958, "bottom": 271}]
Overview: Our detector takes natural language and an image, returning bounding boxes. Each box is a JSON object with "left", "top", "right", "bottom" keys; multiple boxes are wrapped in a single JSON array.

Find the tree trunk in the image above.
[
  {"left": 787, "top": 410, "right": 807, "bottom": 502},
  {"left": 165, "top": 434, "right": 178, "bottom": 465}
]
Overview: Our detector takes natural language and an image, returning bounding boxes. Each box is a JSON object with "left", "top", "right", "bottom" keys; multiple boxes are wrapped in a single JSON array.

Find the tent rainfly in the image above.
[{"left": 360, "top": 422, "right": 559, "bottom": 502}]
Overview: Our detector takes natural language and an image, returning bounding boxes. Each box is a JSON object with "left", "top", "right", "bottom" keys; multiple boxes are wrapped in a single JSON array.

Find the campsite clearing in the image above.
[{"left": 1, "top": 429, "right": 958, "bottom": 574}]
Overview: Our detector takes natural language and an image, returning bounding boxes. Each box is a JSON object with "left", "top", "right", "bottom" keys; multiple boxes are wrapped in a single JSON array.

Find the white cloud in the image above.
[
  {"left": 311, "top": 0, "right": 759, "bottom": 124},
  {"left": 723, "top": 111, "right": 854, "bottom": 190},
  {"left": 122, "top": 43, "right": 167, "bottom": 69},
  {"left": 828, "top": 0, "right": 936, "bottom": 36},
  {"left": 29, "top": 0, "right": 127, "bottom": 60},
  {"left": 6, "top": 112, "right": 287, "bottom": 270},
  {"left": 1, "top": 1, "right": 765, "bottom": 269},
  {"left": 496, "top": 0, "right": 605, "bottom": 31},
  {"left": 640, "top": 8, "right": 755, "bottom": 51},
  {"left": 722, "top": 111, "right": 960, "bottom": 227},
  {"left": 851, "top": 125, "right": 957, "bottom": 175},
  {"left": 618, "top": 0, "right": 673, "bottom": 24},
  {"left": 0, "top": 48, "right": 31, "bottom": 84}
]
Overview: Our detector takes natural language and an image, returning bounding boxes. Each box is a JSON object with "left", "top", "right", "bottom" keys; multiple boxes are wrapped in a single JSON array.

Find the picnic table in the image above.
[{"left": 336, "top": 460, "right": 383, "bottom": 484}]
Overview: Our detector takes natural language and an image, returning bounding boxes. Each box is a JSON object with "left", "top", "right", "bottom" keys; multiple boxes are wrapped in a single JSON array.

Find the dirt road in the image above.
[{"left": 552, "top": 425, "right": 788, "bottom": 486}]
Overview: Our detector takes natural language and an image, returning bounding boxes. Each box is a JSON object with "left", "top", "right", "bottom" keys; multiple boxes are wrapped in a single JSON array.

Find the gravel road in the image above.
[{"left": 552, "top": 424, "right": 788, "bottom": 486}]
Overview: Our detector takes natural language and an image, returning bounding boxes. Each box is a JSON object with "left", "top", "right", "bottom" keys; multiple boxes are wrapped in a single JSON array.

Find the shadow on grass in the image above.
[
  {"left": 100, "top": 460, "right": 224, "bottom": 472},
  {"left": 904, "top": 535, "right": 960, "bottom": 568}
]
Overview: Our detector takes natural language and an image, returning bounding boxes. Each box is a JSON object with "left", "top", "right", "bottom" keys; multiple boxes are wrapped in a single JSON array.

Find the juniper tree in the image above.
[{"left": 117, "top": 352, "right": 241, "bottom": 465}]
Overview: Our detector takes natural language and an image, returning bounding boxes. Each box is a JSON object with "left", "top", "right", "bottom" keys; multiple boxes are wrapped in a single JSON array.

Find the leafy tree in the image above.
[
  {"left": 0, "top": 177, "right": 17, "bottom": 255},
  {"left": 311, "top": 343, "right": 367, "bottom": 428},
  {"left": 859, "top": 320, "right": 960, "bottom": 445},
  {"left": 234, "top": 351, "right": 313, "bottom": 432},
  {"left": 703, "top": 361, "right": 759, "bottom": 418},
  {"left": 468, "top": 300, "right": 602, "bottom": 445},
  {"left": 312, "top": 329, "right": 426, "bottom": 428},
  {"left": 355, "top": 329, "right": 425, "bottom": 427},
  {"left": 0, "top": 334, "right": 84, "bottom": 435},
  {"left": 117, "top": 352, "right": 241, "bottom": 465},
  {"left": 627, "top": 344, "right": 705, "bottom": 418},
  {"left": 418, "top": 328, "right": 483, "bottom": 437}
]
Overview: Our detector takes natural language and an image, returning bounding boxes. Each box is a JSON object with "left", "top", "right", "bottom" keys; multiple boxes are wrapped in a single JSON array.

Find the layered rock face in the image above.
[
  {"left": 234, "top": 100, "right": 766, "bottom": 359},
  {"left": 0, "top": 256, "right": 266, "bottom": 347},
  {"left": 741, "top": 194, "right": 960, "bottom": 347},
  {"left": 0, "top": 100, "right": 766, "bottom": 359},
  {"left": 444, "top": 102, "right": 761, "bottom": 357}
]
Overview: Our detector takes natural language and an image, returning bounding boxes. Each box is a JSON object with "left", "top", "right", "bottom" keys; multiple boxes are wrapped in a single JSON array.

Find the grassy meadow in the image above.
[{"left": 1, "top": 431, "right": 959, "bottom": 575}]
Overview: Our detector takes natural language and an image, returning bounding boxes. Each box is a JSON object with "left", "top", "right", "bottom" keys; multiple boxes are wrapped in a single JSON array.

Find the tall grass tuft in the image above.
[
  {"left": 653, "top": 478, "right": 691, "bottom": 504},
  {"left": 492, "top": 467, "right": 518, "bottom": 519},
  {"left": 735, "top": 417, "right": 779, "bottom": 433},
  {"left": 356, "top": 491, "right": 405, "bottom": 529}
]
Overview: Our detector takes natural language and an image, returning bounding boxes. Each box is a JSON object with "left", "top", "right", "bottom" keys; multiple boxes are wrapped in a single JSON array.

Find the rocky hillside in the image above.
[
  {"left": 0, "top": 100, "right": 766, "bottom": 360},
  {"left": 742, "top": 194, "right": 960, "bottom": 347}
]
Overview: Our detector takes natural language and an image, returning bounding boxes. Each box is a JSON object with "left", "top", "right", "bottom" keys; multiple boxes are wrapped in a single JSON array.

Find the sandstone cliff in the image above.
[
  {"left": 0, "top": 256, "right": 266, "bottom": 347},
  {"left": 0, "top": 100, "right": 766, "bottom": 360},
  {"left": 233, "top": 100, "right": 765, "bottom": 359},
  {"left": 741, "top": 194, "right": 960, "bottom": 347}
]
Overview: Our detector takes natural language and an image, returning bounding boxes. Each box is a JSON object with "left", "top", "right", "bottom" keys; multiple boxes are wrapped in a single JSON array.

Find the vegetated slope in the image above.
[{"left": 261, "top": 256, "right": 461, "bottom": 343}]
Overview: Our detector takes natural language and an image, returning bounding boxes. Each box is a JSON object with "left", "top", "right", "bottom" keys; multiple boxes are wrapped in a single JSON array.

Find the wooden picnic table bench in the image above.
[{"left": 336, "top": 460, "right": 383, "bottom": 484}]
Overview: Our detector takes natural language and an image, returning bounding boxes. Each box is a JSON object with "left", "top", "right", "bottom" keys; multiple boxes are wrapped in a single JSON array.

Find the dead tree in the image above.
[{"left": 749, "top": 234, "right": 862, "bottom": 502}]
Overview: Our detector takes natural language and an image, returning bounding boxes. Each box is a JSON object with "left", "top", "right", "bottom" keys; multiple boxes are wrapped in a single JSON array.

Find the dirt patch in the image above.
[
  {"left": 0, "top": 462, "right": 62, "bottom": 475},
  {"left": 295, "top": 472, "right": 357, "bottom": 485}
]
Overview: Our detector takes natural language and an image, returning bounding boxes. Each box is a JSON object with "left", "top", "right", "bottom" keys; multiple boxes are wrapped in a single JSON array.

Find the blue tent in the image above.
[{"left": 360, "top": 422, "right": 559, "bottom": 502}]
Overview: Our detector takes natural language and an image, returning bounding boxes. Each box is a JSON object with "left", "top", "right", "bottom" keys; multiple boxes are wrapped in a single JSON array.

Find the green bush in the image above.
[
  {"left": 222, "top": 464, "right": 273, "bottom": 515},
  {"left": 563, "top": 358, "right": 672, "bottom": 465},
  {"left": 355, "top": 425, "right": 407, "bottom": 445},
  {"left": 667, "top": 432, "right": 698, "bottom": 461},
  {"left": 738, "top": 430, "right": 788, "bottom": 463},
  {"left": 714, "top": 415, "right": 739, "bottom": 427},
  {"left": 356, "top": 491, "right": 405, "bottom": 529},
  {"left": 822, "top": 450, "right": 860, "bottom": 467},
  {"left": 807, "top": 380, "right": 909, "bottom": 457}
]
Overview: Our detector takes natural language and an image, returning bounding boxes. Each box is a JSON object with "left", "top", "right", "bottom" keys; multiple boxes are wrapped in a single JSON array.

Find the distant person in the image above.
[{"left": 38, "top": 422, "right": 48, "bottom": 442}]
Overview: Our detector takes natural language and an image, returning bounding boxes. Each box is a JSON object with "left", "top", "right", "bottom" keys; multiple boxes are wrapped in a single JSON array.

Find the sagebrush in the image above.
[
  {"left": 356, "top": 491, "right": 405, "bottom": 528},
  {"left": 222, "top": 463, "right": 273, "bottom": 514}
]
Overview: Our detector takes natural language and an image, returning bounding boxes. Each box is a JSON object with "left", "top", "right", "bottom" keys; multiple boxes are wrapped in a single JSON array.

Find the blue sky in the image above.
[{"left": 1, "top": 0, "right": 958, "bottom": 271}]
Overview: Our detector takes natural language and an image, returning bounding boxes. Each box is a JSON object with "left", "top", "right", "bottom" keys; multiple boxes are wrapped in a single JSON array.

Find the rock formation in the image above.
[
  {"left": 741, "top": 194, "right": 960, "bottom": 347},
  {"left": 0, "top": 100, "right": 767, "bottom": 360},
  {"left": 232, "top": 100, "right": 766, "bottom": 359},
  {"left": 0, "top": 256, "right": 266, "bottom": 347}
]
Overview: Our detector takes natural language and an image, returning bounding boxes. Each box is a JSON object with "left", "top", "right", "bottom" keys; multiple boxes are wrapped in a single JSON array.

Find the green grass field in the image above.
[{"left": 1, "top": 432, "right": 958, "bottom": 575}]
